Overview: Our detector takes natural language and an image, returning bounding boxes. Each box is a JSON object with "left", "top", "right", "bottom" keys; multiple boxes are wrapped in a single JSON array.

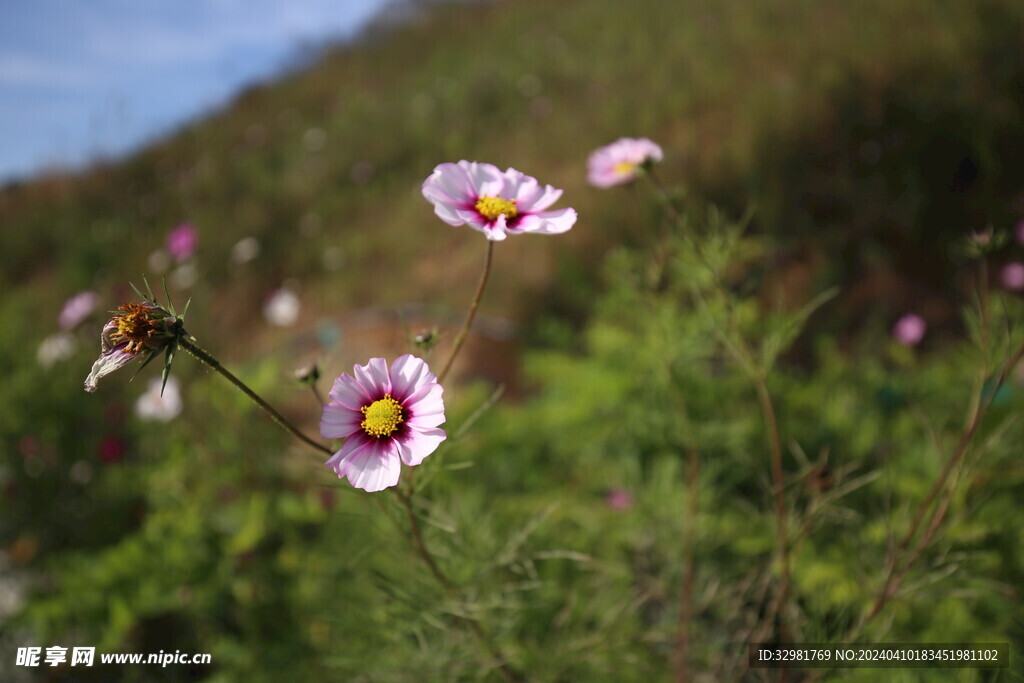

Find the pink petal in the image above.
[
  {"left": 405, "top": 382, "right": 444, "bottom": 425},
  {"left": 422, "top": 163, "right": 474, "bottom": 203},
  {"left": 459, "top": 160, "right": 504, "bottom": 196},
  {"left": 325, "top": 432, "right": 364, "bottom": 472},
  {"left": 395, "top": 426, "right": 446, "bottom": 466},
  {"left": 390, "top": 354, "right": 435, "bottom": 402},
  {"left": 345, "top": 438, "right": 402, "bottom": 492},
  {"left": 328, "top": 373, "right": 371, "bottom": 410},
  {"left": 518, "top": 208, "right": 577, "bottom": 235},
  {"left": 353, "top": 357, "right": 391, "bottom": 398},
  {"left": 320, "top": 402, "right": 362, "bottom": 439},
  {"left": 521, "top": 184, "right": 564, "bottom": 212}
]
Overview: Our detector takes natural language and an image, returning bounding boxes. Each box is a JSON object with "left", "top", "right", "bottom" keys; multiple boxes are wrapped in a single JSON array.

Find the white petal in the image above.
[{"left": 83, "top": 348, "right": 136, "bottom": 393}]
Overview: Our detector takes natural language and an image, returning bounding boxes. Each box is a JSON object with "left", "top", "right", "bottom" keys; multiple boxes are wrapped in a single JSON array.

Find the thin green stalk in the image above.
[
  {"left": 396, "top": 490, "right": 524, "bottom": 682},
  {"left": 437, "top": 240, "right": 494, "bottom": 384},
  {"left": 180, "top": 337, "right": 332, "bottom": 456}
]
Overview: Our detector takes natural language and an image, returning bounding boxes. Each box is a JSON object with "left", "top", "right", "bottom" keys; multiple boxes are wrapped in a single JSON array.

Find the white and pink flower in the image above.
[
  {"left": 587, "top": 137, "right": 663, "bottom": 188},
  {"left": 320, "top": 355, "right": 446, "bottom": 492},
  {"left": 421, "top": 161, "right": 576, "bottom": 241}
]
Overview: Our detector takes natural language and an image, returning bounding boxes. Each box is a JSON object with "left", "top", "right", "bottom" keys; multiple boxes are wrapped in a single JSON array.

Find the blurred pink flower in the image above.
[
  {"left": 892, "top": 313, "right": 926, "bottom": 347},
  {"left": 1016, "top": 219, "right": 1024, "bottom": 246},
  {"left": 1000, "top": 262, "right": 1024, "bottom": 291},
  {"left": 320, "top": 355, "right": 446, "bottom": 492},
  {"left": 587, "top": 137, "right": 664, "bottom": 188},
  {"left": 166, "top": 223, "right": 199, "bottom": 261},
  {"left": 605, "top": 488, "right": 633, "bottom": 510},
  {"left": 58, "top": 290, "right": 99, "bottom": 330},
  {"left": 422, "top": 161, "right": 577, "bottom": 241}
]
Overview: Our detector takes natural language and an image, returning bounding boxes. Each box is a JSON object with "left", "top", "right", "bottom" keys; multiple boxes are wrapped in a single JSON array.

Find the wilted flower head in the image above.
[
  {"left": 1001, "top": 262, "right": 1024, "bottom": 291},
  {"left": 892, "top": 313, "right": 926, "bottom": 347},
  {"left": 84, "top": 300, "right": 183, "bottom": 393},
  {"left": 264, "top": 287, "right": 300, "bottom": 326},
  {"left": 587, "top": 137, "right": 664, "bottom": 188},
  {"left": 167, "top": 223, "right": 199, "bottom": 261},
  {"left": 320, "top": 355, "right": 446, "bottom": 492},
  {"left": 421, "top": 161, "right": 577, "bottom": 241},
  {"left": 59, "top": 291, "right": 99, "bottom": 330},
  {"left": 136, "top": 376, "right": 182, "bottom": 422}
]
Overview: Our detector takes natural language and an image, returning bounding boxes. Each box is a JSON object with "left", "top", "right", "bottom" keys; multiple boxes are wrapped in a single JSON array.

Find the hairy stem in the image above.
[{"left": 180, "top": 338, "right": 331, "bottom": 456}]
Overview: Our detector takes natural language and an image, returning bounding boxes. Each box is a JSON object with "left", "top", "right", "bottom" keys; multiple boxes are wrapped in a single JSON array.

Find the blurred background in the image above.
[{"left": 2, "top": 0, "right": 1024, "bottom": 680}]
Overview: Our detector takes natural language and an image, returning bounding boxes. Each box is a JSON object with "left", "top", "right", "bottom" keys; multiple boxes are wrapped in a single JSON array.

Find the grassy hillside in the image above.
[{"left": 3, "top": 0, "right": 1024, "bottom": 680}]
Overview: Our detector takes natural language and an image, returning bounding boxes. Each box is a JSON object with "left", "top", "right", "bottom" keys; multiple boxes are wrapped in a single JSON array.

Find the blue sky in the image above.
[{"left": 0, "top": 0, "right": 391, "bottom": 182}]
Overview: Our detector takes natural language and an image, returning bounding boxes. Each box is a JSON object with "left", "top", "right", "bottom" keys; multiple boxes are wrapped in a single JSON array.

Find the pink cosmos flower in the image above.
[
  {"left": 59, "top": 290, "right": 99, "bottom": 330},
  {"left": 892, "top": 313, "right": 926, "bottom": 347},
  {"left": 587, "top": 137, "right": 664, "bottom": 188},
  {"left": 320, "top": 355, "right": 446, "bottom": 492},
  {"left": 421, "top": 161, "right": 577, "bottom": 241},
  {"left": 1000, "top": 262, "right": 1024, "bottom": 291},
  {"left": 166, "top": 223, "right": 199, "bottom": 261}
]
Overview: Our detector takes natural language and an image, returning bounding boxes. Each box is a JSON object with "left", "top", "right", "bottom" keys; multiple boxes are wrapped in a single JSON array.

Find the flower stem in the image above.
[
  {"left": 645, "top": 167, "right": 682, "bottom": 226},
  {"left": 675, "top": 444, "right": 700, "bottom": 683},
  {"left": 179, "top": 338, "right": 332, "bottom": 456},
  {"left": 396, "top": 490, "right": 524, "bottom": 682},
  {"left": 437, "top": 240, "right": 494, "bottom": 384}
]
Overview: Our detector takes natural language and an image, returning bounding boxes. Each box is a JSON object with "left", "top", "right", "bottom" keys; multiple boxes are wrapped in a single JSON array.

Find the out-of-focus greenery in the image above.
[{"left": 3, "top": 0, "right": 1024, "bottom": 680}]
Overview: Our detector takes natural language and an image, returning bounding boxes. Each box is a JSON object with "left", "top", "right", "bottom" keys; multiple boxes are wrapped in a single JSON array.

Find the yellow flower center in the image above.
[
  {"left": 614, "top": 161, "right": 637, "bottom": 176},
  {"left": 475, "top": 196, "right": 518, "bottom": 221},
  {"left": 360, "top": 394, "right": 404, "bottom": 438},
  {"left": 112, "top": 303, "right": 158, "bottom": 355}
]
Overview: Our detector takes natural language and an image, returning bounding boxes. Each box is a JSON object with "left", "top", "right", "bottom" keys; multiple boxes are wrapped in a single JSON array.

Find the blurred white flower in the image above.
[
  {"left": 170, "top": 262, "right": 198, "bottom": 289},
  {"left": 231, "top": 236, "right": 261, "bottom": 264},
  {"left": 37, "top": 332, "right": 76, "bottom": 367},
  {"left": 264, "top": 287, "right": 300, "bottom": 326},
  {"left": 136, "top": 376, "right": 182, "bottom": 422},
  {"left": 148, "top": 249, "right": 171, "bottom": 274}
]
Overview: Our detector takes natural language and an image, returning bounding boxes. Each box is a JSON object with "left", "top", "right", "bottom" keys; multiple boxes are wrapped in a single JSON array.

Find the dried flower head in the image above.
[{"left": 84, "top": 280, "right": 190, "bottom": 393}]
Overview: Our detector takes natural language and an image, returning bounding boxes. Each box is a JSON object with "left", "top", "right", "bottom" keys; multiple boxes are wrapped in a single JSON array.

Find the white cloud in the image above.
[{"left": 0, "top": 53, "right": 96, "bottom": 87}]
